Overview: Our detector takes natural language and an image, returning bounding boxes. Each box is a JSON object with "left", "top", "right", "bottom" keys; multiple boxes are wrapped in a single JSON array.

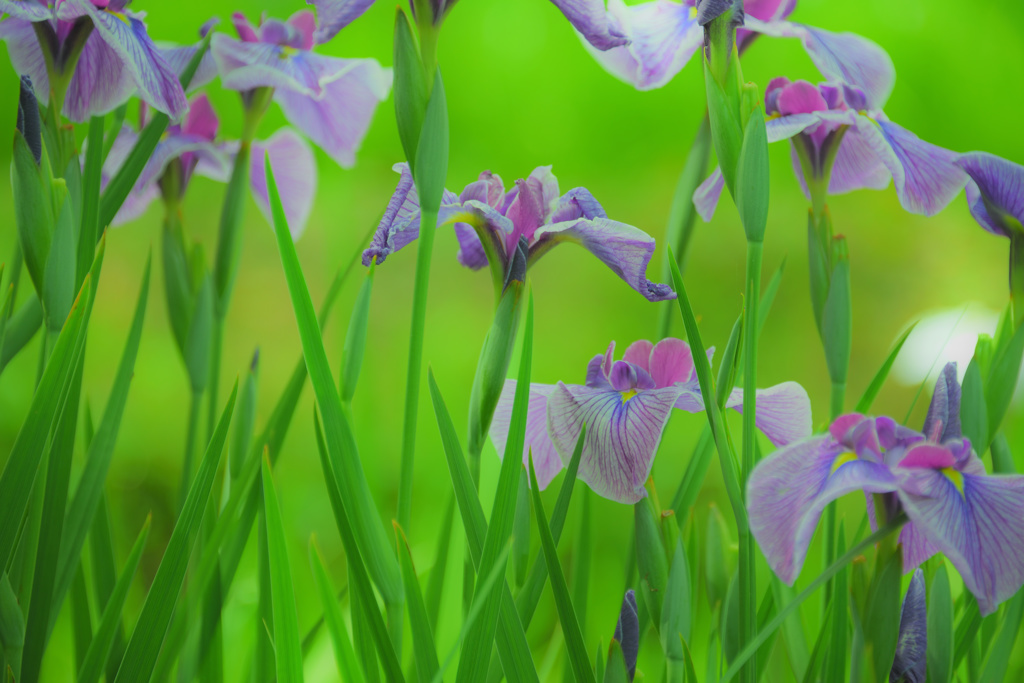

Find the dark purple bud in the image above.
[
  {"left": 923, "top": 362, "right": 962, "bottom": 444},
  {"left": 504, "top": 236, "right": 527, "bottom": 291},
  {"left": 696, "top": 0, "right": 744, "bottom": 28},
  {"left": 250, "top": 347, "right": 260, "bottom": 372},
  {"left": 890, "top": 569, "right": 927, "bottom": 683},
  {"left": 16, "top": 75, "right": 41, "bottom": 165},
  {"left": 613, "top": 589, "right": 639, "bottom": 681}
]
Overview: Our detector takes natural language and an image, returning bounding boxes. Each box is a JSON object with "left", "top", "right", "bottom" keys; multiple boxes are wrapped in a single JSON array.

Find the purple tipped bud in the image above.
[
  {"left": 923, "top": 363, "right": 962, "bottom": 444},
  {"left": 16, "top": 76, "right": 41, "bottom": 165},
  {"left": 504, "top": 236, "right": 528, "bottom": 291},
  {"left": 696, "top": 0, "right": 745, "bottom": 27},
  {"left": 613, "top": 589, "right": 640, "bottom": 681},
  {"left": 890, "top": 569, "right": 927, "bottom": 683}
]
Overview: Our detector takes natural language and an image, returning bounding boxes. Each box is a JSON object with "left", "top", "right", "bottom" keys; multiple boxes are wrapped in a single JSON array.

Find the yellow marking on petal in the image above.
[
  {"left": 621, "top": 389, "right": 638, "bottom": 404},
  {"left": 942, "top": 467, "right": 965, "bottom": 497},
  {"left": 279, "top": 45, "right": 297, "bottom": 59},
  {"left": 689, "top": 6, "right": 698, "bottom": 20},
  {"left": 106, "top": 10, "right": 131, "bottom": 26},
  {"left": 830, "top": 451, "right": 858, "bottom": 476}
]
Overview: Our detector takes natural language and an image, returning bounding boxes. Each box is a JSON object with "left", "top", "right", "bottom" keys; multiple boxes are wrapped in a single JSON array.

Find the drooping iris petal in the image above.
[
  {"left": 955, "top": 152, "right": 1024, "bottom": 238},
  {"left": 308, "top": 0, "right": 376, "bottom": 44},
  {"left": 274, "top": 58, "right": 391, "bottom": 167},
  {"left": 898, "top": 518, "right": 941, "bottom": 573},
  {"left": 63, "top": 32, "right": 135, "bottom": 122},
  {"left": 441, "top": 200, "right": 516, "bottom": 269},
  {"left": 580, "top": 0, "right": 702, "bottom": 91},
  {"left": 548, "top": 0, "right": 629, "bottom": 50},
  {"left": 854, "top": 118, "right": 967, "bottom": 217},
  {"left": 0, "top": 18, "right": 52, "bottom": 105},
  {"left": 746, "top": 435, "right": 897, "bottom": 583},
  {"left": 160, "top": 40, "right": 220, "bottom": 92},
  {"left": 0, "top": 0, "right": 52, "bottom": 20},
  {"left": 489, "top": 381, "right": 564, "bottom": 490},
  {"left": 894, "top": 467, "right": 1024, "bottom": 616},
  {"left": 246, "top": 129, "right": 318, "bottom": 240},
  {"left": 724, "top": 382, "right": 814, "bottom": 447},
  {"left": 532, "top": 217, "right": 676, "bottom": 302},
  {"left": 891, "top": 569, "right": 928, "bottom": 683},
  {"left": 546, "top": 382, "right": 682, "bottom": 504},
  {"left": 922, "top": 362, "right": 962, "bottom": 442},
  {"left": 693, "top": 167, "right": 725, "bottom": 222},
  {"left": 745, "top": 18, "right": 895, "bottom": 109},
  {"left": 136, "top": 133, "right": 227, "bottom": 189},
  {"left": 212, "top": 33, "right": 350, "bottom": 97}
]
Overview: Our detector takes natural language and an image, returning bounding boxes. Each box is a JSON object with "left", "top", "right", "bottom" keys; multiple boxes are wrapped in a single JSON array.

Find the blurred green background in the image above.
[{"left": 2, "top": 0, "right": 1023, "bottom": 679}]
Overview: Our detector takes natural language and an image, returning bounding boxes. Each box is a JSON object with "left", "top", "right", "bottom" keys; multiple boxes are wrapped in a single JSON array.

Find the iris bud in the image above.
[
  {"left": 612, "top": 589, "right": 639, "bottom": 682},
  {"left": 822, "top": 236, "right": 852, "bottom": 402},
  {"left": 634, "top": 497, "right": 669, "bottom": 629},
  {"left": 231, "top": 349, "right": 260, "bottom": 480}
]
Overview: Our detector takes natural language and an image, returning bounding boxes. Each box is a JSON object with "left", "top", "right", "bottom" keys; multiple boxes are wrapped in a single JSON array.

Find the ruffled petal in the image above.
[
  {"left": 580, "top": 0, "right": 702, "bottom": 91},
  {"left": 274, "top": 58, "right": 392, "bottom": 167},
  {"left": 746, "top": 435, "right": 897, "bottom": 583},
  {"left": 724, "top": 382, "right": 814, "bottom": 447},
  {"left": 895, "top": 469, "right": 1024, "bottom": 615},
  {"left": 548, "top": 0, "right": 629, "bottom": 50},
  {"left": 955, "top": 152, "right": 1024, "bottom": 238},
  {"left": 621, "top": 340, "right": 654, "bottom": 374},
  {"left": 547, "top": 382, "right": 681, "bottom": 504},
  {"left": 828, "top": 122, "right": 891, "bottom": 194},
  {"left": 160, "top": 39, "right": 219, "bottom": 92},
  {"left": 532, "top": 217, "right": 675, "bottom": 302},
  {"left": 489, "top": 381, "right": 564, "bottom": 490},
  {"left": 891, "top": 569, "right": 928, "bottom": 683},
  {"left": 308, "top": 0, "right": 375, "bottom": 44},
  {"left": 212, "top": 33, "right": 351, "bottom": 97},
  {"left": 649, "top": 337, "right": 694, "bottom": 388},
  {"left": 248, "top": 129, "right": 318, "bottom": 240},
  {"left": 439, "top": 199, "right": 515, "bottom": 269}
]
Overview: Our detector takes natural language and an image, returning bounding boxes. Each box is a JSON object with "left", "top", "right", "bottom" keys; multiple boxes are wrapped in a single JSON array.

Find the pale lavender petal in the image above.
[
  {"left": 363, "top": 163, "right": 420, "bottom": 264},
  {"left": 828, "top": 123, "right": 891, "bottom": 194},
  {"left": 891, "top": 569, "right": 927, "bottom": 683},
  {"left": 137, "top": 133, "right": 226, "bottom": 189},
  {"left": 765, "top": 111, "right": 836, "bottom": 143},
  {"left": 159, "top": 40, "right": 219, "bottom": 92},
  {"left": 63, "top": 32, "right": 135, "bottom": 122},
  {"left": 898, "top": 520, "right": 941, "bottom": 573},
  {"left": 726, "top": 382, "right": 814, "bottom": 446},
  {"left": 621, "top": 340, "right": 653, "bottom": 374},
  {"left": 0, "top": 18, "right": 51, "bottom": 105},
  {"left": 549, "top": 0, "right": 628, "bottom": 50},
  {"left": 212, "top": 33, "right": 353, "bottom": 98},
  {"left": 489, "top": 381, "right": 564, "bottom": 490},
  {"left": 746, "top": 435, "right": 897, "bottom": 583},
  {"left": 693, "top": 167, "right": 725, "bottom": 222},
  {"left": 506, "top": 165, "right": 559, "bottom": 248},
  {"left": 309, "top": 0, "right": 376, "bottom": 44},
  {"left": 0, "top": 0, "right": 52, "bottom": 20},
  {"left": 99, "top": 125, "right": 162, "bottom": 226},
  {"left": 439, "top": 199, "right": 515, "bottom": 269},
  {"left": 857, "top": 118, "right": 968, "bottom": 216},
  {"left": 549, "top": 187, "right": 607, "bottom": 223},
  {"left": 922, "top": 362, "right": 962, "bottom": 443},
  {"left": 249, "top": 129, "right": 317, "bottom": 240},
  {"left": 532, "top": 217, "right": 675, "bottom": 302},
  {"left": 460, "top": 171, "right": 505, "bottom": 208},
  {"left": 581, "top": 0, "right": 702, "bottom": 91},
  {"left": 895, "top": 469, "right": 1024, "bottom": 616},
  {"left": 547, "top": 382, "right": 681, "bottom": 504},
  {"left": 274, "top": 58, "right": 392, "bottom": 167},
  {"left": 955, "top": 152, "right": 1024, "bottom": 238},
  {"left": 745, "top": 18, "right": 895, "bottom": 109}
]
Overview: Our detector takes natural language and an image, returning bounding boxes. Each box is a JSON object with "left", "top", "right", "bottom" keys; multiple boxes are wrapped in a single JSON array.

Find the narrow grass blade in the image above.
[
  {"left": 823, "top": 522, "right": 848, "bottom": 681},
  {"left": 952, "top": 595, "right": 982, "bottom": 670},
  {"left": 799, "top": 600, "right": 834, "bottom": 683},
  {"left": 0, "top": 297, "right": 42, "bottom": 374},
  {"left": 313, "top": 414, "right": 404, "bottom": 682},
  {"left": 69, "top": 566, "right": 92, "bottom": 672},
  {"left": 756, "top": 256, "right": 786, "bottom": 336},
  {"left": 720, "top": 514, "right": 907, "bottom": 682},
  {"left": 854, "top": 324, "right": 916, "bottom": 413},
  {"left": 265, "top": 155, "right": 402, "bottom": 608},
  {"left": 340, "top": 263, "right": 374, "bottom": 403},
  {"left": 979, "top": 588, "right": 1024, "bottom": 683},
  {"left": 456, "top": 293, "right": 534, "bottom": 683},
  {"left": 394, "top": 523, "right": 440, "bottom": 681},
  {"left": 427, "top": 373, "right": 541, "bottom": 683},
  {"left": 529, "top": 455, "right": 596, "bottom": 683},
  {"left": 78, "top": 115, "right": 104, "bottom": 285},
  {"left": 255, "top": 506, "right": 275, "bottom": 683},
  {"left": 89, "top": 494, "right": 127, "bottom": 681},
  {"left": 112, "top": 383, "right": 237, "bottom": 683},
  {"left": 50, "top": 257, "right": 150, "bottom": 636},
  {"left": 261, "top": 456, "right": 305, "bottom": 683},
  {"left": 310, "top": 537, "right": 364, "bottom": 683},
  {"left": 98, "top": 32, "right": 211, "bottom": 227},
  {"left": 670, "top": 427, "right": 714, "bottom": 518},
  {"left": 512, "top": 475, "right": 531, "bottom": 588},
  {"left": 77, "top": 516, "right": 151, "bottom": 683},
  {"left": 0, "top": 574, "right": 25, "bottom": 680},
  {"left": 425, "top": 496, "right": 455, "bottom": 630},
  {"left": 927, "top": 563, "right": 953, "bottom": 683}
]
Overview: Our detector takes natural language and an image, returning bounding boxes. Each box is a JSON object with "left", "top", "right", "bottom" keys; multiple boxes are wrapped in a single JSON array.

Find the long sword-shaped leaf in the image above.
[
  {"left": 456, "top": 293, "right": 534, "bottom": 683},
  {"left": 98, "top": 32, "right": 211, "bottom": 227},
  {"left": 979, "top": 588, "right": 1024, "bottom": 683},
  {"left": 313, "top": 414, "right": 403, "bottom": 682},
  {"left": 927, "top": 563, "right": 953, "bottom": 683},
  {"left": 529, "top": 455, "right": 596, "bottom": 683},
  {"left": 395, "top": 523, "right": 440, "bottom": 681},
  {"left": 78, "top": 115, "right": 103, "bottom": 285},
  {"left": 854, "top": 323, "right": 916, "bottom": 413},
  {"left": 427, "top": 373, "right": 540, "bottom": 683},
  {"left": 0, "top": 297, "right": 42, "bottom": 374},
  {"left": 261, "top": 456, "right": 304, "bottom": 683},
  {"left": 50, "top": 257, "right": 150, "bottom": 636},
  {"left": 112, "top": 384, "right": 237, "bottom": 683},
  {"left": 425, "top": 496, "right": 455, "bottom": 630},
  {"left": 77, "top": 516, "right": 151, "bottom": 683},
  {"left": 265, "top": 155, "right": 402, "bottom": 608},
  {"left": 310, "top": 538, "right": 365, "bottom": 683}
]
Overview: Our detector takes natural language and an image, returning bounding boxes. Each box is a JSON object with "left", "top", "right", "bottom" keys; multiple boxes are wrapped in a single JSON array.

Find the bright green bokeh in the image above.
[{"left": 1, "top": 0, "right": 1022, "bottom": 679}]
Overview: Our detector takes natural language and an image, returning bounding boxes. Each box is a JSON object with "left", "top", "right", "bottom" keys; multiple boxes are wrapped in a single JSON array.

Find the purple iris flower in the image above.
[
  {"left": 210, "top": 2, "right": 391, "bottom": 167},
  {"left": 955, "top": 152, "right": 1024, "bottom": 238},
  {"left": 363, "top": 163, "right": 676, "bottom": 302},
  {"left": 694, "top": 78, "right": 968, "bottom": 220},
  {"left": 104, "top": 94, "right": 316, "bottom": 238},
  {"left": 746, "top": 363, "right": 1024, "bottom": 616},
  {"left": 891, "top": 569, "right": 927, "bottom": 683},
  {"left": 489, "top": 337, "right": 812, "bottom": 503},
  {"left": 547, "top": 0, "right": 892, "bottom": 93},
  {"left": 0, "top": 0, "right": 187, "bottom": 121}
]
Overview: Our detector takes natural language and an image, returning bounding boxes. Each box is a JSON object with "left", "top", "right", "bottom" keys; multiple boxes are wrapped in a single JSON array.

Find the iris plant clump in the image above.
[{"left": 1, "top": 1, "right": 1023, "bottom": 682}]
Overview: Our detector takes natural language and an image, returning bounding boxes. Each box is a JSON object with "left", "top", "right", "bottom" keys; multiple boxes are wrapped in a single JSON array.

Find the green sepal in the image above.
[
  {"left": 393, "top": 7, "right": 428, "bottom": 169},
  {"left": 734, "top": 103, "right": 769, "bottom": 244},
  {"left": 821, "top": 236, "right": 852, "bottom": 387},
  {"left": 12, "top": 130, "right": 54, "bottom": 300},
  {"left": 634, "top": 497, "right": 669, "bottom": 631},
  {"left": 340, "top": 262, "right": 375, "bottom": 404},
  {"left": 413, "top": 68, "right": 449, "bottom": 212}
]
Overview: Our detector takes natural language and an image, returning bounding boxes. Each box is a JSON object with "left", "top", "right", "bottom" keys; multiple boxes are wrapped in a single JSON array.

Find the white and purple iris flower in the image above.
[
  {"left": 0, "top": 0, "right": 188, "bottom": 121},
  {"left": 747, "top": 363, "right": 1024, "bottom": 616},
  {"left": 210, "top": 1, "right": 391, "bottom": 168},
  {"left": 547, "top": 0, "right": 892, "bottom": 94},
  {"left": 488, "top": 337, "right": 812, "bottom": 503},
  {"left": 364, "top": 163, "right": 677, "bottom": 302},
  {"left": 104, "top": 94, "right": 316, "bottom": 239},
  {"left": 695, "top": 78, "right": 968, "bottom": 220}
]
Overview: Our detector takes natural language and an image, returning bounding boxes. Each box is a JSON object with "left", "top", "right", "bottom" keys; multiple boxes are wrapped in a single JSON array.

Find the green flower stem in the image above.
[
  {"left": 397, "top": 206, "right": 438, "bottom": 530},
  {"left": 179, "top": 390, "right": 203, "bottom": 513},
  {"left": 1011, "top": 232, "right": 1024, "bottom": 329},
  {"left": 739, "top": 239, "right": 763, "bottom": 683}
]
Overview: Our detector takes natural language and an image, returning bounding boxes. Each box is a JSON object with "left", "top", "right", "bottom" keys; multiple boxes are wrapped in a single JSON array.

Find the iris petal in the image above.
[{"left": 489, "top": 381, "right": 564, "bottom": 490}]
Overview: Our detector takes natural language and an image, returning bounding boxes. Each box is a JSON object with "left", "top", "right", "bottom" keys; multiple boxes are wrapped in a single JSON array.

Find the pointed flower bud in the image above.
[{"left": 613, "top": 589, "right": 639, "bottom": 681}]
